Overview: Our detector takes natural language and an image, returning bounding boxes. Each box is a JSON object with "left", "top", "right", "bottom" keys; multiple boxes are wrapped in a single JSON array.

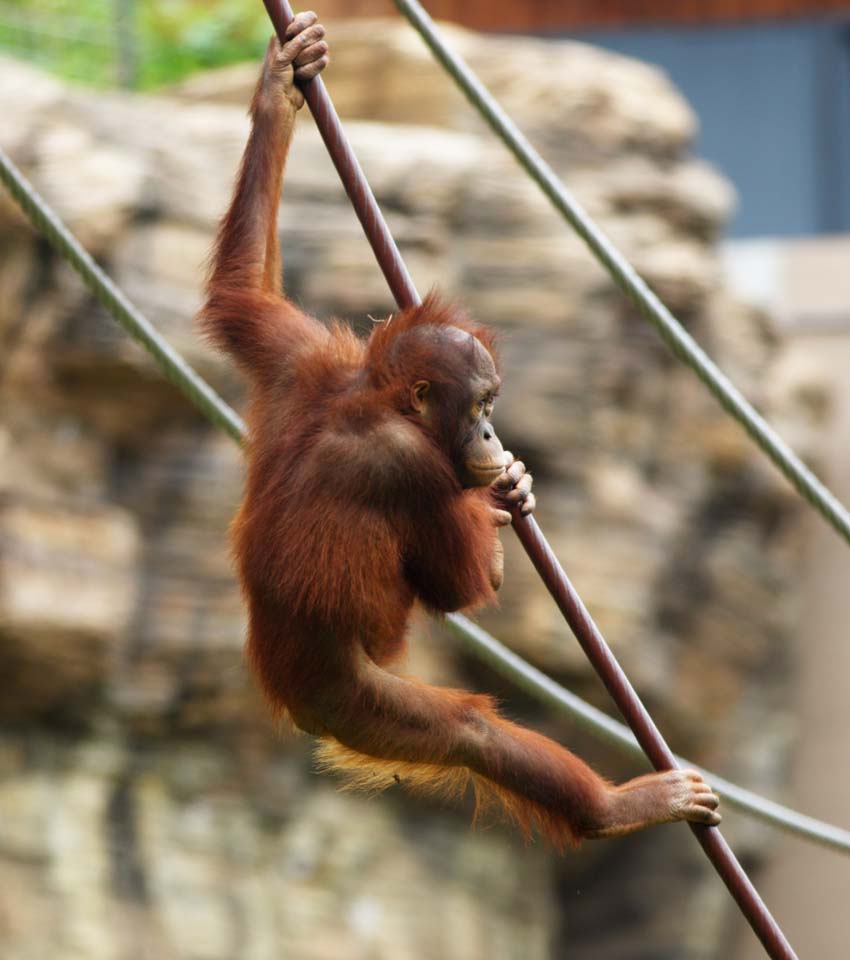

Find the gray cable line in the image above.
[
  {"left": 2, "top": 142, "right": 847, "bottom": 855},
  {"left": 0, "top": 149, "right": 245, "bottom": 444},
  {"left": 393, "top": 0, "right": 850, "bottom": 549}
]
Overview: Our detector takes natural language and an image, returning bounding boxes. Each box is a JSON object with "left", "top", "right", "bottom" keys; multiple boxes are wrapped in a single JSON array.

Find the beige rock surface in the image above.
[{"left": 0, "top": 21, "right": 824, "bottom": 959}]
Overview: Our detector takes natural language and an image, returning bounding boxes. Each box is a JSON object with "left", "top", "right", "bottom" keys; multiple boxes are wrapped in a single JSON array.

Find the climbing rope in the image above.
[
  {"left": 263, "top": 6, "right": 797, "bottom": 956},
  {"left": 394, "top": 0, "right": 850, "bottom": 550},
  {"left": 2, "top": 144, "right": 847, "bottom": 858}
]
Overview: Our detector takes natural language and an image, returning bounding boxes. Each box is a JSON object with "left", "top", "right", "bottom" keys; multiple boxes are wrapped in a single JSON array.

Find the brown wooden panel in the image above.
[{"left": 316, "top": 0, "right": 850, "bottom": 29}]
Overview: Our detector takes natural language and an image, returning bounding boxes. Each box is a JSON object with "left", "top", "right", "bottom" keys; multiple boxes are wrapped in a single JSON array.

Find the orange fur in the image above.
[{"left": 315, "top": 730, "right": 586, "bottom": 852}]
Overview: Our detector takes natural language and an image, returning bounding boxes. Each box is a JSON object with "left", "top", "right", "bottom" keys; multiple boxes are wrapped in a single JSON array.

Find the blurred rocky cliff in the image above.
[{"left": 0, "top": 20, "right": 820, "bottom": 960}]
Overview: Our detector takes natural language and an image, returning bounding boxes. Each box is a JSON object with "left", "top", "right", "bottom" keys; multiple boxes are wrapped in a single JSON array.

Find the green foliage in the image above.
[
  {"left": 0, "top": 0, "right": 274, "bottom": 89},
  {"left": 136, "top": 0, "right": 270, "bottom": 87}
]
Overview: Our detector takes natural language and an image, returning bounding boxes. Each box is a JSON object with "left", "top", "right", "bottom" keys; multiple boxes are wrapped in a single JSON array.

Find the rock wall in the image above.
[{"left": 0, "top": 21, "right": 819, "bottom": 960}]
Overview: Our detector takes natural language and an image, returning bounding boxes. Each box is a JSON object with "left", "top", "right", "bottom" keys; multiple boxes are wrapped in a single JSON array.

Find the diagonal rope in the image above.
[
  {"left": 0, "top": 149, "right": 245, "bottom": 445},
  {"left": 394, "top": 0, "right": 850, "bottom": 550},
  {"left": 2, "top": 143, "right": 848, "bottom": 857},
  {"left": 263, "top": 8, "right": 794, "bottom": 955}
]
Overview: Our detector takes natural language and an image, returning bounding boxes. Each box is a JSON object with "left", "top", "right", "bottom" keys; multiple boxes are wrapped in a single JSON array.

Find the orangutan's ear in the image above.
[{"left": 410, "top": 380, "right": 430, "bottom": 414}]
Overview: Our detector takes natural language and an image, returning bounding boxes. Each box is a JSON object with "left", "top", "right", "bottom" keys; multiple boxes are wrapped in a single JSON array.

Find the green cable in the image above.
[
  {"left": 0, "top": 148, "right": 245, "bottom": 445},
  {"left": 2, "top": 143, "right": 848, "bottom": 854},
  {"left": 394, "top": 0, "right": 850, "bottom": 548}
]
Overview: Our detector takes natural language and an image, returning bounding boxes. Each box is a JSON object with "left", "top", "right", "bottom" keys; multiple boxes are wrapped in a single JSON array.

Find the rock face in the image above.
[{"left": 0, "top": 21, "right": 819, "bottom": 960}]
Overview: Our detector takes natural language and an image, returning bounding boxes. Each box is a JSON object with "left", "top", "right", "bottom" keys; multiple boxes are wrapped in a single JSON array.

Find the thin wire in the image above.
[
  {"left": 0, "top": 148, "right": 245, "bottom": 445},
  {"left": 2, "top": 119, "right": 848, "bottom": 857},
  {"left": 393, "top": 0, "right": 850, "bottom": 550}
]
